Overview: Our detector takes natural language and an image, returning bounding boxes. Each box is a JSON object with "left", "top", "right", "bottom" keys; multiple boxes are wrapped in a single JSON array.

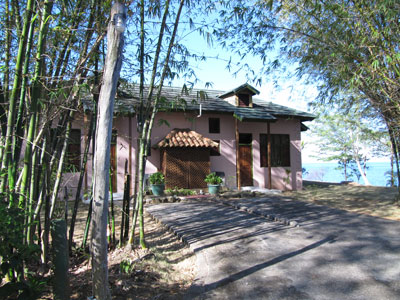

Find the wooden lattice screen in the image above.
[{"left": 163, "top": 148, "right": 210, "bottom": 189}]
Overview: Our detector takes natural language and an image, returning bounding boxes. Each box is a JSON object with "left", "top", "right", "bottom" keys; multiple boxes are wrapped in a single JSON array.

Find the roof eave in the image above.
[{"left": 219, "top": 83, "right": 260, "bottom": 98}]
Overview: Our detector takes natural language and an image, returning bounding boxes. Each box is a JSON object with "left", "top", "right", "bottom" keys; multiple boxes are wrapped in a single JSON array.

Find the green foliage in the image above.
[
  {"left": 385, "top": 170, "right": 398, "bottom": 187},
  {"left": 283, "top": 169, "right": 291, "bottom": 187},
  {"left": 216, "top": 0, "right": 400, "bottom": 190},
  {"left": 149, "top": 172, "right": 165, "bottom": 185},
  {"left": 0, "top": 199, "right": 41, "bottom": 297},
  {"left": 120, "top": 259, "right": 135, "bottom": 275},
  {"left": 165, "top": 187, "right": 197, "bottom": 196},
  {"left": 309, "top": 106, "right": 389, "bottom": 184},
  {"left": 336, "top": 159, "right": 370, "bottom": 183},
  {"left": 204, "top": 172, "right": 223, "bottom": 185}
]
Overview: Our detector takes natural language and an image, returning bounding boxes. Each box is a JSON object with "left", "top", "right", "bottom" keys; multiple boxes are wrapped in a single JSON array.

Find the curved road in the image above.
[{"left": 147, "top": 196, "right": 400, "bottom": 299}]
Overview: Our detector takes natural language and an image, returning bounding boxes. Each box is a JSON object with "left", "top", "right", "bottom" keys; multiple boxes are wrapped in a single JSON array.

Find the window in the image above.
[
  {"left": 67, "top": 129, "right": 81, "bottom": 171},
  {"left": 260, "top": 134, "right": 290, "bottom": 167},
  {"left": 210, "top": 140, "right": 220, "bottom": 156},
  {"left": 238, "top": 93, "right": 250, "bottom": 107},
  {"left": 209, "top": 118, "right": 220, "bottom": 133},
  {"left": 239, "top": 133, "right": 252, "bottom": 145}
]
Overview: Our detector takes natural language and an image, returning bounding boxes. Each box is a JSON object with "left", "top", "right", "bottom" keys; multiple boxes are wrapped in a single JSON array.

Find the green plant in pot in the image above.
[
  {"left": 149, "top": 172, "right": 165, "bottom": 196},
  {"left": 204, "top": 172, "right": 223, "bottom": 195}
]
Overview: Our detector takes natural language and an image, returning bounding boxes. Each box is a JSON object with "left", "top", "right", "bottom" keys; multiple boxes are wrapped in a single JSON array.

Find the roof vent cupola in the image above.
[{"left": 218, "top": 83, "right": 260, "bottom": 108}]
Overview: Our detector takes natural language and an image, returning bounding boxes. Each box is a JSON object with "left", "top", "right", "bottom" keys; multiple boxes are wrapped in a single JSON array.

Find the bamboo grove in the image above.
[
  {"left": 0, "top": 0, "right": 110, "bottom": 293},
  {"left": 2, "top": 0, "right": 398, "bottom": 297},
  {"left": 0, "top": 0, "right": 216, "bottom": 297}
]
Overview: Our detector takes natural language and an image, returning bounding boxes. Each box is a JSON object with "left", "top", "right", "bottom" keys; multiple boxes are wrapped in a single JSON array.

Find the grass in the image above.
[{"left": 286, "top": 183, "right": 400, "bottom": 221}]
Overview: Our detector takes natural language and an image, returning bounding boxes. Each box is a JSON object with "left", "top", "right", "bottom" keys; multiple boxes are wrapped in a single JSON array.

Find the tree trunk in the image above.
[
  {"left": 90, "top": 3, "right": 125, "bottom": 299},
  {"left": 51, "top": 219, "right": 70, "bottom": 300},
  {"left": 354, "top": 157, "right": 370, "bottom": 185}
]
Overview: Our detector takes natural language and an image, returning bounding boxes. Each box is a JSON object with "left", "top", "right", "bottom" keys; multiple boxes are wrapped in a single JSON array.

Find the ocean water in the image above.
[{"left": 303, "top": 162, "right": 394, "bottom": 187}]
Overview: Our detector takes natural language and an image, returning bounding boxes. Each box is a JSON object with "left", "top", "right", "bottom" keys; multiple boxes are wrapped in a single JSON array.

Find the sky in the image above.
[
  {"left": 170, "top": 29, "right": 323, "bottom": 163},
  {"left": 169, "top": 26, "right": 391, "bottom": 164},
  {"left": 123, "top": 7, "right": 388, "bottom": 164}
]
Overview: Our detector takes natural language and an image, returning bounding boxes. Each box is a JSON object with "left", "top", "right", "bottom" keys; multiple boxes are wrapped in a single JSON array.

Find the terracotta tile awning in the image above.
[{"left": 156, "top": 128, "right": 218, "bottom": 148}]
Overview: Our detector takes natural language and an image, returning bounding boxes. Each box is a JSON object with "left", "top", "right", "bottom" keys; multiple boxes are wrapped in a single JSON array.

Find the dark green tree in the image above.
[{"left": 215, "top": 0, "right": 400, "bottom": 192}]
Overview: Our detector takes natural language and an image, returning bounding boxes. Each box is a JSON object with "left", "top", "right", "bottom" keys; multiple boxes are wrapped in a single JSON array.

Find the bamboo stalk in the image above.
[
  {"left": 135, "top": 0, "right": 185, "bottom": 250},
  {"left": 49, "top": 114, "right": 73, "bottom": 219},
  {"left": 119, "top": 160, "right": 128, "bottom": 247},
  {"left": 26, "top": 117, "right": 40, "bottom": 245},
  {"left": 68, "top": 107, "right": 95, "bottom": 253},
  {"left": 1, "top": 0, "right": 34, "bottom": 198},
  {"left": 123, "top": 174, "right": 131, "bottom": 241},
  {"left": 12, "top": 0, "right": 36, "bottom": 180},
  {"left": 18, "top": 0, "right": 53, "bottom": 208},
  {"left": 109, "top": 170, "right": 116, "bottom": 246},
  {"left": 81, "top": 196, "right": 93, "bottom": 250}
]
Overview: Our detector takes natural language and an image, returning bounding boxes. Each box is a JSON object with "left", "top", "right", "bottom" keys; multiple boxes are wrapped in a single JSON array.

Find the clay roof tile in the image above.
[{"left": 156, "top": 128, "right": 218, "bottom": 149}]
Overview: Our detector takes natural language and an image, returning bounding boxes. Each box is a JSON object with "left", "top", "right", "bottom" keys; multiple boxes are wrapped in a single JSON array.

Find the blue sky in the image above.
[
  {"left": 123, "top": 9, "right": 388, "bottom": 164},
  {"left": 171, "top": 29, "right": 323, "bottom": 163}
]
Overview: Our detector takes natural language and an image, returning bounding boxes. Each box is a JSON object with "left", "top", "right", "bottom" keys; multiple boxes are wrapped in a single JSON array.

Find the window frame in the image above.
[
  {"left": 208, "top": 117, "right": 220, "bottom": 134},
  {"left": 260, "top": 134, "right": 291, "bottom": 167}
]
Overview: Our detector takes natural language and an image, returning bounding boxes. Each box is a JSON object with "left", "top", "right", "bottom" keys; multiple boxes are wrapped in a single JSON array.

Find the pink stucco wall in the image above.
[{"left": 66, "top": 108, "right": 304, "bottom": 198}]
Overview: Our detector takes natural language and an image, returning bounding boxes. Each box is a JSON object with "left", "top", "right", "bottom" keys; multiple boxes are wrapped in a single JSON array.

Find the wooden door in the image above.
[
  {"left": 165, "top": 148, "right": 209, "bottom": 189},
  {"left": 239, "top": 144, "right": 253, "bottom": 186}
]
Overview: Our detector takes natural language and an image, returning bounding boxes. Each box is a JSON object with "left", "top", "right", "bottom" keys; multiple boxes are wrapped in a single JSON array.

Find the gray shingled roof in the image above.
[
  {"left": 81, "top": 83, "right": 315, "bottom": 122},
  {"left": 219, "top": 83, "right": 260, "bottom": 98}
]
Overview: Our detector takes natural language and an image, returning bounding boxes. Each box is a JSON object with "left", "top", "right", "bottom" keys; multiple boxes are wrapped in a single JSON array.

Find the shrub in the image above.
[
  {"left": 0, "top": 199, "right": 42, "bottom": 298},
  {"left": 149, "top": 172, "right": 165, "bottom": 185},
  {"left": 165, "top": 187, "right": 197, "bottom": 196},
  {"left": 204, "top": 172, "right": 223, "bottom": 185}
]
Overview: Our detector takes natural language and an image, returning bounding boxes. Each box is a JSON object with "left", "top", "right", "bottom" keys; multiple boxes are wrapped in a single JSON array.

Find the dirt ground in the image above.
[
  {"left": 285, "top": 183, "right": 400, "bottom": 221},
  {"left": 38, "top": 203, "right": 195, "bottom": 300},
  {"left": 9, "top": 183, "right": 400, "bottom": 299}
]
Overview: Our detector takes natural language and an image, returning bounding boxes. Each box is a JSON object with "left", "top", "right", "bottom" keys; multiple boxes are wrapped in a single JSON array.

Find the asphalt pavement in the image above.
[{"left": 146, "top": 196, "right": 400, "bottom": 300}]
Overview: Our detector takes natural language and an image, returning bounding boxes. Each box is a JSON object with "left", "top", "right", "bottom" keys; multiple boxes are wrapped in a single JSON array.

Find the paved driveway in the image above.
[{"left": 146, "top": 196, "right": 400, "bottom": 300}]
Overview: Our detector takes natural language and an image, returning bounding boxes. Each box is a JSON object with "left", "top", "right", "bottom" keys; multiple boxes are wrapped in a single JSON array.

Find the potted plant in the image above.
[
  {"left": 204, "top": 172, "right": 223, "bottom": 195},
  {"left": 149, "top": 172, "right": 165, "bottom": 196}
]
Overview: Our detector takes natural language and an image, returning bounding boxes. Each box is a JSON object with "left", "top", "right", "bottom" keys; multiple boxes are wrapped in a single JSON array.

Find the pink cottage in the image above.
[{"left": 66, "top": 83, "right": 314, "bottom": 197}]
